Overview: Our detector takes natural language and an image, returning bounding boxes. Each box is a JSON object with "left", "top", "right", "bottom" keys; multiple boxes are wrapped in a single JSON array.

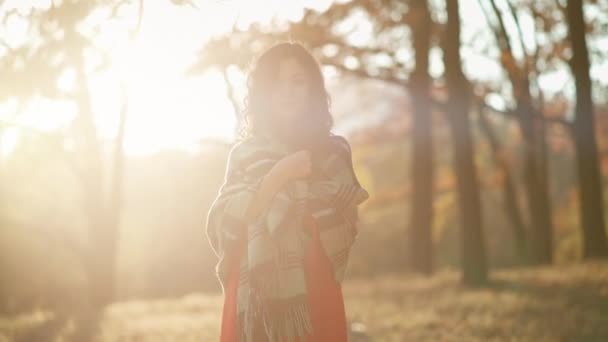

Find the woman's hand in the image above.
[
  {"left": 269, "top": 150, "right": 312, "bottom": 186},
  {"left": 243, "top": 150, "right": 311, "bottom": 223}
]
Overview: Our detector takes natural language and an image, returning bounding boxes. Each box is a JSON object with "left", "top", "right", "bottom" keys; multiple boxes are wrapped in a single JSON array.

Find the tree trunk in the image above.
[
  {"left": 443, "top": 0, "right": 488, "bottom": 286},
  {"left": 408, "top": 0, "right": 433, "bottom": 275},
  {"left": 478, "top": 106, "right": 528, "bottom": 264},
  {"left": 518, "top": 103, "right": 553, "bottom": 264},
  {"left": 566, "top": 0, "right": 608, "bottom": 258},
  {"left": 482, "top": 0, "right": 554, "bottom": 265},
  {"left": 74, "top": 59, "right": 120, "bottom": 310}
]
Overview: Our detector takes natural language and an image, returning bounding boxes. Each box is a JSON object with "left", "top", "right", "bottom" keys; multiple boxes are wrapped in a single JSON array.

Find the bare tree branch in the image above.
[{"left": 481, "top": 101, "right": 573, "bottom": 129}]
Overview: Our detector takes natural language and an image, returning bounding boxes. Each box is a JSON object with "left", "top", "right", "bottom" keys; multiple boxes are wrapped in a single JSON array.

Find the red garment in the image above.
[{"left": 220, "top": 216, "right": 348, "bottom": 342}]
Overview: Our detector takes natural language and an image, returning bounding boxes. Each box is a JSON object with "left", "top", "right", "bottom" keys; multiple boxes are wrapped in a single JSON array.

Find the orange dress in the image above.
[{"left": 219, "top": 216, "right": 348, "bottom": 342}]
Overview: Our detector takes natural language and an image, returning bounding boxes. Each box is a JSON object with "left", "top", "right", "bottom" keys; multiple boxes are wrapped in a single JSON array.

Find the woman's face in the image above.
[{"left": 270, "top": 57, "right": 310, "bottom": 123}]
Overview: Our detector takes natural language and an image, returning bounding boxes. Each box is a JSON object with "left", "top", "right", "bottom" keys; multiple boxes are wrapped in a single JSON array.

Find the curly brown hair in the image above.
[{"left": 239, "top": 41, "right": 333, "bottom": 150}]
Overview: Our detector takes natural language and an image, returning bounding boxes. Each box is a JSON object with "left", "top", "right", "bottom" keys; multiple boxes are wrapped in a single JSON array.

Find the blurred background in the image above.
[{"left": 1, "top": 0, "right": 607, "bottom": 341}]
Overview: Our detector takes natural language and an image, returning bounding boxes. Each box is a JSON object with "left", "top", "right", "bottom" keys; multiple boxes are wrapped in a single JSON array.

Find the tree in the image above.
[
  {"left": 443, "top": 0, "right": 487, "bottom": 285},
  {"left": 0, "top": 0, "right": 143, "bottom": 315},
  {"left": 408, "top": 0, "right": 434, "bottom": 274},
  {"left": 477, "top": 103, "right": 529, "bottom": 263},
  {"left": 565, "top": 0, "right": 608, "bottom": 258},
  {"left": 479, "top": 0, "right": 554, "bottom": 264}
]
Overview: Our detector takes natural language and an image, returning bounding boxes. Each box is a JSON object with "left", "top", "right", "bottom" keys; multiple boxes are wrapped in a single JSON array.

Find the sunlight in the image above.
[
  {"left": 0, "top": 127, "right": 19, "bottom": 158},
  {"left": 0, "top": 0, "right": 336, "bottom": 157},
  {"left": 90, "top": 1, "right": 237, "bottom": 155}
]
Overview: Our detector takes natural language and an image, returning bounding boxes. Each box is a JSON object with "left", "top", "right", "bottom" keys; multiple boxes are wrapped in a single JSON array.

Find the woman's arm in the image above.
[
  {"left": 243, "top": 150, "right": 312, "bottom": 223},
  {"left": 207, "top": 145, "right": 310, "bottom": 257},
  {"left": 241, "top": 168, "right": 286, "bottom": 223}
]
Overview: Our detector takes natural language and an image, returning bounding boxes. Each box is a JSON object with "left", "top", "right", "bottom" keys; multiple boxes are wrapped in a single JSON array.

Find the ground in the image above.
[{"left": 2, "top": 262, "right": 607, "bottom": 341}]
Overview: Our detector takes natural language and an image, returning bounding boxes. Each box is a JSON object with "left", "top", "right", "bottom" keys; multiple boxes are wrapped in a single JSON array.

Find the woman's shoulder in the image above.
[
  {"left": 230, "top": 135, "right": 267, "bottom": 153},
  {"left": 227, "top": 137, "right": 260, "bottom": 166},
  {"left": 327, "top": 134, "right": 352, "bottom": 158},
  {"left": 326, "top": 134, "right": 362, "bottom": 185}
]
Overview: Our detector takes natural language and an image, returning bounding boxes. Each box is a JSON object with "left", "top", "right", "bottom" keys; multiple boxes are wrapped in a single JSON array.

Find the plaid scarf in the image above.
[{"left": 206, "top": 134, "right": 368, "bottom": 342}]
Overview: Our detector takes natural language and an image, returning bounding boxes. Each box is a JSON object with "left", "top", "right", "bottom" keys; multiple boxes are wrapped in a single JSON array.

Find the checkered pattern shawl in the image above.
[{"left": 206, "top": 134, "right": 368, "bottom": 342}]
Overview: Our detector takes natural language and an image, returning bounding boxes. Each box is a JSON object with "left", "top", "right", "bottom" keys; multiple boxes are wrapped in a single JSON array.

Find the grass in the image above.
[
  {"left": 1, "top": 261, "right": 607, "bottom": 341},
  {"left": 343, "top": 261, "right": 608, "bottom": 341}
]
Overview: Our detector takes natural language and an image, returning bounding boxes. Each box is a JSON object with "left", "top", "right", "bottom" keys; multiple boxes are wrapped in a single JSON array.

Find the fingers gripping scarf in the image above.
[{"left": 206, "top": 134, "right": 368, "bottom": 342}]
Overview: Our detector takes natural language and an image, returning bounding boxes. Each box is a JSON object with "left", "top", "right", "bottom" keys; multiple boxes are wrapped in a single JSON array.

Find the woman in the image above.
[{"left": 206, "top": 42, "right": 369, "bottom": 342}]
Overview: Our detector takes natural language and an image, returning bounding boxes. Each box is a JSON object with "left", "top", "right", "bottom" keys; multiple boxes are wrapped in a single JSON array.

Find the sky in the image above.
[{"left": 0, "top": 0, "right": 605, "bottom": 156}]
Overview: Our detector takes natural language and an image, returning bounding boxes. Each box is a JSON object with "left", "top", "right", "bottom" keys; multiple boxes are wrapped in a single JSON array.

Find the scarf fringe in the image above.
[
  {"left": 238, "top": 298, "right": 313, "bottom": 342},
  {"left": 236, "top": 286, "right": 313, "bottom": 342},
  {"left": 280, "top": 301, "right": 313, "bottom": 342}
]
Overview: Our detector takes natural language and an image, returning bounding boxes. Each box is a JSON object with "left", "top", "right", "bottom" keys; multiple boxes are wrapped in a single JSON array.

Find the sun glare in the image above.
[
  {"left": 1, "top": 0, "right": 341, "bottom": 157},
  {"left": 87, "top": 1, "right": 238, "bottom": 156}
]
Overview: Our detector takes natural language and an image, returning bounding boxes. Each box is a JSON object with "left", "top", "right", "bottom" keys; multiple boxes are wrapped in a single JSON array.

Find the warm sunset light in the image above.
[
  {"left": 1, "top": 0, "right": 342, "bottom": 156},
  {"left": 1, "top": 0, "right": 607, "bottom": 341}
]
